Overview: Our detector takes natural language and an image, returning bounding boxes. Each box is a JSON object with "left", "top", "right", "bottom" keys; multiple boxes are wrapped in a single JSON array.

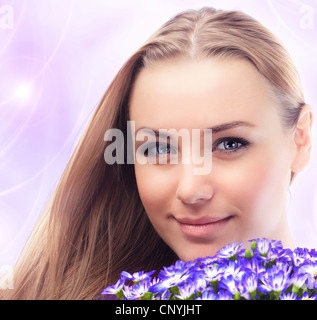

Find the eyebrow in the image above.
[
  {"left": 135, "top": 121, "right": 254, "bottom": 137},
  {"left": 210, "top": 121, "right": 254, "bottom": 133}
]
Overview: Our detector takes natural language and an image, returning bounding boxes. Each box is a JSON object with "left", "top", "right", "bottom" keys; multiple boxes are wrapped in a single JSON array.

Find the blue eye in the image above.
[
  {"left": 143, "top": 142, "right": 171, "bottom": 157},
  {"left": 220, "top": 140, "right": 240, "bottom": 150},
  {"left": 214, "top": 137, "right": 250, "bottom": 153},
  {"left": 155, "top": 142, "right": 171, "bottom": 155},
  {"left": 140, "top": 142, "right": 179, "bottom": 159},
  {"left": 138, "top": 142, "right": 178, "bottom": 165}
]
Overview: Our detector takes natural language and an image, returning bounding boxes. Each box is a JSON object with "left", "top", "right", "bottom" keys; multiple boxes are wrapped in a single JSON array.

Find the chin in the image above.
[
  {"left": 174, "top": 234, "right": 243, "bottom": 262},
  {"left": 176, "top": 243, "right": 222, "bottom": 262}
]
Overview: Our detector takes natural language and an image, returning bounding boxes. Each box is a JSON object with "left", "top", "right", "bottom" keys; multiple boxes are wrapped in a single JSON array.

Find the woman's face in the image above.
[{"left": 129, "top": 57, "right": 296, "bottom": 261}]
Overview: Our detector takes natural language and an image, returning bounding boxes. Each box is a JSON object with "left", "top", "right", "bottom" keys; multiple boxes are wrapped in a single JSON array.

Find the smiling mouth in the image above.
[{"left": 174, "top": 215, "right": 234, "bottom": 239}]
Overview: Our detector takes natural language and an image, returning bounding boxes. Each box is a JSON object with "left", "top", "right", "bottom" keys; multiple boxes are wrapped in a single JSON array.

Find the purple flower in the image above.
[
  {"left": 260, "top": 248, "right": 285, "bottom": 265},
  {"left": 101, "top": 239, "right": 317, "bottom": 300},
  {"left": 276, "top": 248, "right": 293, "bottom": 264},
  {"left": 299, "top": 261, "right": 317, "bottom": 276},
  {"left": 174, "top": 283, "right": 196, "bottom": 300},
  {"left": 149, "top": 268, "right": 191, "bottom": 293},
  {"left": 244, "top": 257, "right": 266, "bottom": 275},
  {"left": 124, "top": 279, "right": 153, "bottom": 300},
  {"left": 219, "top": 274, "right": 246, "bottom": 297},
  {"left": 101, "top": 278, "right": 125, "bottom": 296},
  {"left": 290, "top": 271, "right": 308, "bottom": 292},
  {"left": 121, "top": 270, "right": 155, "bottom": 282},
  {"left": 192, "top": 277, "right": 209, "bottom": 292},
  {"left": 203, "top": 264, "right": 224, "bottom": 282},
  {"left": 218, "top": 290, "right": 233, "bottom": 300},
  {"left": 254, "top": 238, "right": 271, "bottom": 257},
  {"left": 157, "top": 261, "right": 189, "bottom": 280},
  {"left": 122, "top": 285, "right": 133, "bottom": 299},
  {"left": 241, "top": 272, "right": 258, "bottom": 296},
  {"left": 270, "top": 239, "right": 283, "bottom": 250},
  {"left": 280, "top": 291, "right": 298, "bottom": 300},
  {"left": 195, "top": 290, "right": 218, "bottom": 300},
  {"left": 293, "top": 248, "right": 310, "bottom": 267},
  {"left": 259, "top": 268, "right": 291, "bottom": 294},
  {"left": 309, "top": 249, "right": 317, "bottom": 260},
  {"left": 301, "top": 292, "right": 317, "bottom": 300},
  {"left": 299, "top": 261, "right": 317, "bottom": 289},
  {"left": 217, "top": 241, "right": 243, "bottom": 260},
  {"left": 223, "top": 260, "right": 246, "bottom": 280},
  {"left": 198, "top": 256, "right": 218, "bottom": 266}
]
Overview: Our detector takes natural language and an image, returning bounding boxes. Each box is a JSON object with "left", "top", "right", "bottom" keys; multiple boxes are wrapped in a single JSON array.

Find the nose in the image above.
[{"left": 176, "top": 164, "right": 214, "bottom": 205}]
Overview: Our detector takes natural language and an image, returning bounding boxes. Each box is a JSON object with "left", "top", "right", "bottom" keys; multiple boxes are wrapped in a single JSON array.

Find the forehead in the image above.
[{"left": 129, "top": 57, "right": 278, "bottom": 130}]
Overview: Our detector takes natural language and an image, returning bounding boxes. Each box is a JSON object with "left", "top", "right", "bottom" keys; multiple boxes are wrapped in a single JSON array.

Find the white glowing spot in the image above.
[{"left": 13, "top": 83, "right": 33, "bottom": 103}]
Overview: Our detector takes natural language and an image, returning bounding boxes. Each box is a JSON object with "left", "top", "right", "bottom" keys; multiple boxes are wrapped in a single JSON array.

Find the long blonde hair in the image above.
[{"left": 1, "top": 7, "right": 305, "bottom": 299}]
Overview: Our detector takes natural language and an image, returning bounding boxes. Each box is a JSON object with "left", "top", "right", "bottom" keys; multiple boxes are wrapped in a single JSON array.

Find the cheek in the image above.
[
  {"left": 239, "top": 163, "right": 277, "bottom": 208},
  {"left": 228, "top": 151, "right": 290, "bottom": 224},
  {"left": 134, "top": 166, "right": 175, "bottom": 218}
]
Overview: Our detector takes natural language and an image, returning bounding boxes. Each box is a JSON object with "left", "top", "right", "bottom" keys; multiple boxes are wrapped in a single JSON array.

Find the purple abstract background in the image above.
[{"left": 0, "top": 0, "right": 316, "bottom": 267}]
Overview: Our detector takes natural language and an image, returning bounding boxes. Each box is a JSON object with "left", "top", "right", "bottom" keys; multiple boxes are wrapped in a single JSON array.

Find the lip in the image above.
[{"left": 174, "top": 215, "right": 234, "bottom": 239}]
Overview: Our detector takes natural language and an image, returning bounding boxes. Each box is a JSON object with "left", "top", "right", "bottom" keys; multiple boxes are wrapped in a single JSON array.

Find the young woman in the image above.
[{"left": 1, "top": 7, "right": 313, "bottom": 299}]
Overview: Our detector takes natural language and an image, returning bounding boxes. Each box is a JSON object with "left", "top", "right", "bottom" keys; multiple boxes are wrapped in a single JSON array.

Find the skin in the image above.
[{"left": 129, "top": 57, "right": 312, "bottom": 262}]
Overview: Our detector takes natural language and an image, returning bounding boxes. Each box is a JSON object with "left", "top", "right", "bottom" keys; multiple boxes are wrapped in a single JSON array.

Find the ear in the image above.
[{"left": 291, "top": 104, "right": 313, "bottom": 174}]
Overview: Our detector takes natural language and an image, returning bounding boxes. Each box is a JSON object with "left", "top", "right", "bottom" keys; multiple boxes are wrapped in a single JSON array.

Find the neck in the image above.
[{"left": 270, "top": 213, "right": 295, "bottom": 250}]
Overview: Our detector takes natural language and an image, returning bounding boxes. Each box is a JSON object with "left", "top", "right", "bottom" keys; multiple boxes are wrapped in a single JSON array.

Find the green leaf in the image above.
[
  {"left": 116, "top": 289, "right": 124, "bottom": 300},
  {"left": 141, "top": 292, "right": 153, "bottom": 300},
  {"left": 169, "top": 285, "right": 181, "bottom": 300},
  {"left": 233, "top": 292, "right": 241, "bottom": 300}
]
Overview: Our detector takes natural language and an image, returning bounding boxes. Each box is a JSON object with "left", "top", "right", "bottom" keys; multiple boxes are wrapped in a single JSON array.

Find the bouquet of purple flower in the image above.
[{"left": 101, "top": 239, "right": 317, "bottom": 300}]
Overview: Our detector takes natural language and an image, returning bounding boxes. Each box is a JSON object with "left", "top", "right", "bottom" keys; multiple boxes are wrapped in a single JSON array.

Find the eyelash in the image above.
[
  {"left": 213, "top": 136, "right": 250, "bottom": 154},
  {"left": 139, "top": 136, "right": 250, "bottom": 160},
  {"left": 143, "top": 142, "right": 176, "bottom": 158}
]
